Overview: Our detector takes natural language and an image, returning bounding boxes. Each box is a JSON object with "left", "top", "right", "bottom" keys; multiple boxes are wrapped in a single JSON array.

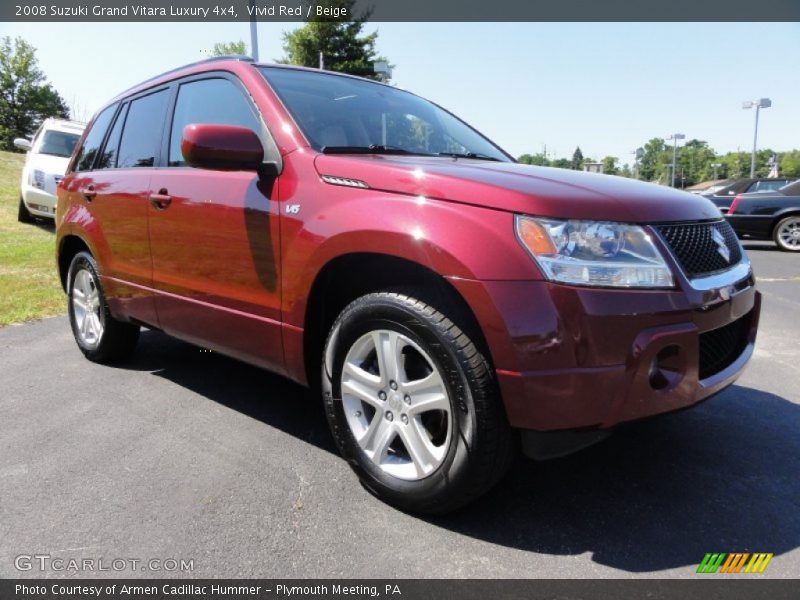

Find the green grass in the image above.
[{"left": 0, "top": 150, "right": 65, "bottom": 326}]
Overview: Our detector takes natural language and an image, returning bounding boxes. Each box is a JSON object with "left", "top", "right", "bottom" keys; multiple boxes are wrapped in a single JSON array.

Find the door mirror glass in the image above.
[{"left": 181, "top": 123, "right": 264, "bottom": 171}]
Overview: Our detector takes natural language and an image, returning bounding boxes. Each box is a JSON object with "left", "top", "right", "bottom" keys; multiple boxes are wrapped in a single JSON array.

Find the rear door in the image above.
[
  {"left": 147, "top": 74, "right": 284, "bottom": 372},
  {"left": 69, "top": 89, "right": 169, "bottom": 326}
]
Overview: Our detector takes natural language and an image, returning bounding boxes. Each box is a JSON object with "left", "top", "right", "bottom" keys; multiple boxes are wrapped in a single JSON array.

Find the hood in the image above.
[
  {"left": 313, "top": 154, "right": 722, "bottom": 223},
  {"left": 27, "top": 152, "right": 72, "bottom": 177}
]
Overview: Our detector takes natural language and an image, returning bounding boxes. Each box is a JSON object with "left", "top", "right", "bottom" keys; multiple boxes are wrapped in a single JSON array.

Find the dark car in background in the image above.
[
  {"left": 705, "top": 177, "right": 797, "bottom": 212},
  {"left": 726, "top": 180, "right": 800, "bottom": 251}
]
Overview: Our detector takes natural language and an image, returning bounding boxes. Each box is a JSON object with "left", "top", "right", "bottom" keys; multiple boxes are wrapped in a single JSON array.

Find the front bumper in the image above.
[
  {"left": 21, "top": 183, "right": 57, "bottom": 218},
  {"left": 450, "top": 262, "right": 760, "bottom": 432}
]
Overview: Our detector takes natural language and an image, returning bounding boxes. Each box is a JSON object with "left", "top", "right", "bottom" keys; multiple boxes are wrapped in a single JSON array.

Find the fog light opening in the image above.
[{"left": 648, "top": 345, "right": 684, "bottom": 391}]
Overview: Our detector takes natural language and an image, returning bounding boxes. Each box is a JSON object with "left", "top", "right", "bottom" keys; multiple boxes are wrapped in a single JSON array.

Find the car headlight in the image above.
[
  {"left": 515, "top": 216, "right": 674, "bottom": 288},
  {"left": 31, "top": 169, "right": 45, "bottom": 189}
]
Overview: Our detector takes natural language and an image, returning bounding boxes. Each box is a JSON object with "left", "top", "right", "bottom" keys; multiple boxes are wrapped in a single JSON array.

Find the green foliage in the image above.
[
  {"left": 638, "top": 138, "right": 668, "bottom": 182},
  {"left": 211, "top": 40, "right": 248, "bottom": 56},
  {"left": 779, "top": 150, "right": 800, "bottom": 177},
  {"left": 280, "top": 0, "right": 388, "bottom": 79},
  {"left": 601, "top": 156, "right": 619, "bottom": 176},
  {"left": 0, "top": 36, "right": 69, "bottom": 152},
  {"left": 518, "top": 152, "right": 549, "bottom": 166},
  {"left": 518, "top": 141, "right": 800, "bottom": 182}
]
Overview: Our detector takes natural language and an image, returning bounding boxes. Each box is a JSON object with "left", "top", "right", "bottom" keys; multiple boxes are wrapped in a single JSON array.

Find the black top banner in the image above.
[{"left": 5, "top": 0, "right": 800, "bottom": 22}]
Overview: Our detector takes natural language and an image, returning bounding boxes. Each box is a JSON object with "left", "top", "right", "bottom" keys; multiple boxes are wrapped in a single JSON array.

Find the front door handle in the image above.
[
  {"left": 82, "top": 185, "right": 96, "bottom": 202},
  {"left": 150, "top": 189, "right": 172, "bottom": 210}
]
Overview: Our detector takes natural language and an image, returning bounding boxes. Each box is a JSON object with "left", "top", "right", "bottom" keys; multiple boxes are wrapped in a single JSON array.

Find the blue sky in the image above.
[{"left": 2, "top": 22, "right": 799, "bottom": 163}]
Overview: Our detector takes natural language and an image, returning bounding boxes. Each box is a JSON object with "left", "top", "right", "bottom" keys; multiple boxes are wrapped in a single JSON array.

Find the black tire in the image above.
[
  {"left": 773, "top": 215, "right": 800, "bottom": 252},
  {"left": 322, "top": 291, "right": 513, "bottom": 514},
  {"left": 67, "top": 251, "right": 140, "bottom": 363},
  {"left": 17, "top": 196, "right": 34, "bottom": 223}
]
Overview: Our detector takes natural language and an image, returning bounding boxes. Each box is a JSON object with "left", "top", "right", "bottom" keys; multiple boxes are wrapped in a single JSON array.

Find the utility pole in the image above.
[
  {"left": 742, "top": 98, "right": 772, "bottom": 178},
  {"left": 667, "top": 134, "right": 685, "bottom": 187},
  {"left": 319, "top": 51, "right": 324, "bottom": 70},
  {"left": 248, "top": 0, "right": 259, "bottom": 61}
]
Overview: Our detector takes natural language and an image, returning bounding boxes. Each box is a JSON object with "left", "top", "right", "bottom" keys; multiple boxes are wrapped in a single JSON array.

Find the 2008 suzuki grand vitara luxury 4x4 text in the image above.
[{"left": 56, "top": 57, "right": 760, "bottom": 514}]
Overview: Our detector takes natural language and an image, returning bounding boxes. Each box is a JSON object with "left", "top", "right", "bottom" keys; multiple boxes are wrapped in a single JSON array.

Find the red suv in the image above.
[{"left": 56, "top": 57, "right": 760, "bottom": 514}]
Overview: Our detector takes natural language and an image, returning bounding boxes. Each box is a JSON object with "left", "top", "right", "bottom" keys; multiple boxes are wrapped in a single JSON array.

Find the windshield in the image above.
[
  {"left": 260, "top": 67, "right": 511, "bottom": 161},
  {"left": 38, "top": 130, "right": 80, "bottom": 158}
]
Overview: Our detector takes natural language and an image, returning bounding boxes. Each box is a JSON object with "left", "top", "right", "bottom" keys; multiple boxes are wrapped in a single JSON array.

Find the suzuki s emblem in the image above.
[{"left": 711, "top": 228, "right": 731, "bottom": 262}]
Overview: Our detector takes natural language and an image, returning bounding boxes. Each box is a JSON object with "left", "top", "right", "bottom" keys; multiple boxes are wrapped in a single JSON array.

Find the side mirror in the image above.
[
  {"left": 13, "top": 138, "right": 32, "bottom": 151},
  {"left": 181, "top": 123, "right": 266, "bottom": 171}
]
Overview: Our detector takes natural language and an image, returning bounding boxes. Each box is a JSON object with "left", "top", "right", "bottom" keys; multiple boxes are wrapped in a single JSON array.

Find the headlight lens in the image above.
[
  {"left": 31, "top": 169, "right": 45, "bottom": 189},
  {"left": 515, "top": 216, "right": 674, "bottom": 288}
]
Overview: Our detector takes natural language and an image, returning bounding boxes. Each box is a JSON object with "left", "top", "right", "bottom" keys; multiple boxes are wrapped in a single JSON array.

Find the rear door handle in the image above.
[
  {"left": 150, "top": 189, "right": 172, "bottom": 210},
  {"left": 82, "top": 185, "right": 96, "bottom": 202}
]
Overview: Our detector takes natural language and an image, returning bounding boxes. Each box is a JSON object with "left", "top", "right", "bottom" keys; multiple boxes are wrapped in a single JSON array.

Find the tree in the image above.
[
  {"left": 210, "top": 40, "right": 248, "bottom": 56},
  {"left": 0, "top": 36, "right": 69, "bottom": 151},
  {"left": 518, "top": 152, "right": 549, "bottom": 166},
  {"left": 779, "top": 150, "right": 800, "bottom": 177},
  {"left": 601, "top": 156, "right": 619, "bottom": 176},
  {"left": 571, "top": 146, "right": 584, "bottom": 170},
  {"left": 638, "top": 138, "right": 668, "bottom": 182},
  {"left": 280, "top": 0, "right": 388, "bottom": 79}
]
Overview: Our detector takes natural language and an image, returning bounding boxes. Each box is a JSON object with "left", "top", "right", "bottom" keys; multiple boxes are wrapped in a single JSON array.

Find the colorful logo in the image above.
[{"left": 697, "top": 553, "right": 773, "bottom": 574}]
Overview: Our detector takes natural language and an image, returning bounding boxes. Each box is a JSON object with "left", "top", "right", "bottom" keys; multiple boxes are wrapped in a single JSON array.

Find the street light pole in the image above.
[
  {"left": 667, "top": 134, "right": 685, "bottom": 187},
  {"left": 742, "top": 98, "right": 771, "bottom": 178},
  {"left": 248, "top": 0, "right": 259, "bottom": 61}
]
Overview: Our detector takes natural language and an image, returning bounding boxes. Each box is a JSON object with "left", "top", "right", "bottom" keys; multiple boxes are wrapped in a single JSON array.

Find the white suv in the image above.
[{"left": 15, "top": 118, "right": 85, "bottom": 222}]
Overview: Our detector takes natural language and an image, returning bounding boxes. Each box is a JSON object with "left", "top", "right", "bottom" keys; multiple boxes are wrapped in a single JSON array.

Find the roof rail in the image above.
[{"left": 114, "top": 55, "right": 254, "bottom": 99}]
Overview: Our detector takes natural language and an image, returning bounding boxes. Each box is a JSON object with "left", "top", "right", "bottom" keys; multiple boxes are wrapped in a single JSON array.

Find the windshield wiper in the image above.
[
  {"left": 436, "top": 151, "right": 502, "bottom": 162},
  {"left": 321, "top": 145, "right": 434, "bottom": 156}
]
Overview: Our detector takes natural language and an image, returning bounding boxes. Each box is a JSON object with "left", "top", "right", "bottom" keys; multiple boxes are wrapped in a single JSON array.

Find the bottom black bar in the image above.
[{"left": 1, "top": 579, "right": 798, "bottom": 600}]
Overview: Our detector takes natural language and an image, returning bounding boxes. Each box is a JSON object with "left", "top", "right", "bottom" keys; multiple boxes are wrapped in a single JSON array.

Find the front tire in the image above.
[
  {"left": 67, "top": 251, "right": 140, "bottom": 363},
  {"left": 322, "top": 291, "right": 512, "bottom": 514},
  {"left": 773, "top": 216, "right": 800, "bottom": 251},
  {"left": 17, "top": 196, "right": 34, "bottom": 223}
]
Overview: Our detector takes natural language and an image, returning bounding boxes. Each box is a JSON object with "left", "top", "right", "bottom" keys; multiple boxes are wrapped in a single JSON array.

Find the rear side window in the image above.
[
  {"left": 117, "top": 89, "right": 169, "bottom": 168},
  {"left": 749, "top": 180, "right": 787, "bottom": 193},
  {"left": 96, "top": 104, "right": 128, "bottom": 170},
  {"left": 168, "top": 78, "right": 261, "bottom": 166},
  {"left": 74, "top": 105, "right": 117, "bottom": 172}
]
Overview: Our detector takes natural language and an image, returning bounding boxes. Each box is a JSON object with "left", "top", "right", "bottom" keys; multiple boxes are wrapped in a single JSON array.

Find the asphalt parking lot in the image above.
[{"left": 1, "top": 242, "right": 798, "bottom": 579}]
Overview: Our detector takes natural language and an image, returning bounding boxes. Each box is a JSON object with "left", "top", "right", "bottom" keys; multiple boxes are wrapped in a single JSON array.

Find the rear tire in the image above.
[
  {"left": 67, "top": 251, "right": 140, "bottom": 363},
  {"left": 17, "top": 196, "right": 34, "bottom": 223},
  {"left": 773, "top": 216, "right": 800, "bottom": 252},
  {"left": 322, "top": 291, "right": 513, "bottom": 514}
]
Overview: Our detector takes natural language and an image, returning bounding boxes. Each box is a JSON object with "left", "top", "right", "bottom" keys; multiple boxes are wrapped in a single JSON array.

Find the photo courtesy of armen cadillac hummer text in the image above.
[{"left": 55, "top": 56, "right": 760, "bottom": 515}]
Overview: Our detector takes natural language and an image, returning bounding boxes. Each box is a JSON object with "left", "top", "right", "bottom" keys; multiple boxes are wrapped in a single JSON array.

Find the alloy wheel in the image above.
[
  {"left": 777, "top": 217, "right": 800, "bottom": 250},
  {"left": 72, "top": 268, "right": 104, "bottom": 347},
  {"left": 340, "top": 329, "right": 452, "bottom": 481}
]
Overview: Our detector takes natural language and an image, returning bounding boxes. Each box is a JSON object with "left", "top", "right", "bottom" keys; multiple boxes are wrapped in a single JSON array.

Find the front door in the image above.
[{"left": 147, "top": 76, "right": 284, "bottom": 372}]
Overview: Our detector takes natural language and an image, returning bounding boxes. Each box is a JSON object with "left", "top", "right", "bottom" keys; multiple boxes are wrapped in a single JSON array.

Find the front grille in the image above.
[
  {"left": 656, "top": 220, "right": 742, "bottom": 277},
  {"left": 698, "top": 311, "right": 751, "bottom": 380}
]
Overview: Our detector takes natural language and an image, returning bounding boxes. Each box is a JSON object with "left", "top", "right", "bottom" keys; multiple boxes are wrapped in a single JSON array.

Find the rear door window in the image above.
[
  {"left": 117, "top": 89, "right": 169, "bottom": 169},
  {"left": 96, "top": 104, "right": 128, "bottom": 170},
  {"left": 74, "top": 104, "right": 117, "bottom": 171},
  {"left": 168, "top": 78, "right": 261, "bottom": 166}
]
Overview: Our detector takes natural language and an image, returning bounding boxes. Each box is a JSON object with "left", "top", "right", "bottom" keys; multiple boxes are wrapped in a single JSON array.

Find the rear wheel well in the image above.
[
  {"left": 58, "top": 236, "right": 91, "bottom": 291},
  {"left": 303, "top": 253, "right": 491, "bottom": 389}
]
